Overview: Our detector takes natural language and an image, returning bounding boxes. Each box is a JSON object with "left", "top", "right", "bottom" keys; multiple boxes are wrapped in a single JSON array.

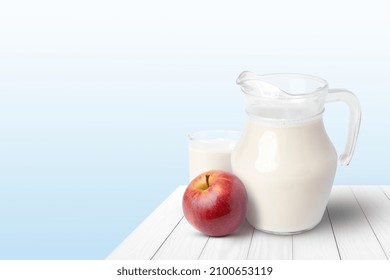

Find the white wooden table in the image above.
[{"left": 107, "top": 185, "right": 390, "bottom": 260}]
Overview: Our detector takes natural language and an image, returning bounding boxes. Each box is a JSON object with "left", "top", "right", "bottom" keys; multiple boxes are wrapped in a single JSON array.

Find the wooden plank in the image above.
[
  {"left": 199, "top": 220, "right": 254, "bottom": 260},
  {"left": 247, "top": 230, "right": 292, "bottom": 260},
  {"left": 352, "top": 185, "right": 390, "bottom": 259},
  {"left": 292, "top": 209, "right": 340, "bottom": 260},
  {"left": 106, "top": 185, "right": 186, "bottom": 260},
  {"left": 152, "top": 217, "right": 209, "bottom": 260},
  {"left": 327, "top": 185, "right": 387, "bottom": 259}
]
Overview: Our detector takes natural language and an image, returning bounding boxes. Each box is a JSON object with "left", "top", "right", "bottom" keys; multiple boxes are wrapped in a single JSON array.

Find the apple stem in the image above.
[{"left": 205, "top": 174, "right": 210, "bottom": 189}]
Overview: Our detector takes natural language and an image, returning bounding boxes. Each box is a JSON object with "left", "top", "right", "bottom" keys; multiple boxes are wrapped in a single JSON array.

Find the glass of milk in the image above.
[{"left": 188, "top": 130, "right": 241, "bottom": 181}]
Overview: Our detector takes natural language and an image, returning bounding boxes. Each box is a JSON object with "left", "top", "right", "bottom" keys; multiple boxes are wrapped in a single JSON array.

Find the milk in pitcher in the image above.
[{"left": 231, "top": 116, "right": 337, "bottom": 233}]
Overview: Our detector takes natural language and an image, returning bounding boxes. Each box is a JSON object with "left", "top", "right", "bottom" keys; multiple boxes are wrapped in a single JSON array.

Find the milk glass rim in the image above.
[{"left": 188, "top": 130, "right": 241, "bottom": 141}]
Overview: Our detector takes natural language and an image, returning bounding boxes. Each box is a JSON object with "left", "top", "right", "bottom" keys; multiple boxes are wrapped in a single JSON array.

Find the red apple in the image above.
[{"left": 182, "top": 170, "right": 247, "bottom": 237}]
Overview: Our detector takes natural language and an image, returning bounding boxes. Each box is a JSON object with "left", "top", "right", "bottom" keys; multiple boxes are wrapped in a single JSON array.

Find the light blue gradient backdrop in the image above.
[{"left": 0, "top": 0, "right": 389, "bottom": 259}]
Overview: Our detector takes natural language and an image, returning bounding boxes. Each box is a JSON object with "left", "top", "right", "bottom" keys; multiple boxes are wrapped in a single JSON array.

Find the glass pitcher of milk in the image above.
[{"left": 231, "top": 71, "right": 361, "bottom": 234}]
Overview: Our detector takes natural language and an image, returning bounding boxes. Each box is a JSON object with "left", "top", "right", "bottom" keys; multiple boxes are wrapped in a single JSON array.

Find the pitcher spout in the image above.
[{"left": 236, "top": 71, "right": 287, "bottom": 98}]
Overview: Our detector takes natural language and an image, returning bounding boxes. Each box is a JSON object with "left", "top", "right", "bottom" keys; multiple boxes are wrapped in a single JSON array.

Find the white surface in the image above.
[
  {"left": 247, "top": 229, "right": 292, "bottom": 260},
  {"left": 151, "top": 217, "right": 208, "bottom": 260},
  {"left": 292, "top": 209, "right": 340, "bottom": 260},
  {"left": 199, "top": 220, "right": 253, "bottom": 260},
  {"left": 327, "top": 186, "right": 387, "bottom": 259},
  {"left": 106, "top": 185, "right": 185, "bottom": 260},
  {"left": 107, "top": 185, "right": 390, "bottom": 260}
]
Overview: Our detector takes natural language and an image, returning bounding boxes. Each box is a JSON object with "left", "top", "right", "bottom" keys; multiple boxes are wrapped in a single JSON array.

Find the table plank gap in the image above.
[
  {"left": 291, "top": 234, "right": 293, "bottom": 259},
  {"left": 197, "top": 237, "right": 210, "bottom": 260},
  {"left": 352, "top": 185, "right": 390, "bottom": 259},
  {"left": 381, "top": 186, "right": 390, "bottom": 201},
  {"left": 326, "top": 207, "right": 342, "bottom": 260},
  {"left": 150, "top": 216, "right": 185, "bottom": 260},
  {"left": 247, "top": 230, "right": 293, "bottom": 260},
  {"left": 106, "top": 185, "right": 186, "bottom": 260},
  {"left": 152, "top": 217, "right": 209, "bottom": 260},
  {"left": 245, "top": 226, "right": 256, "bottom": 260},
  {"left": 199, "top": 220, "right": 254, "bottom": 260},
  {"left": 327, "top": 185, "right": 387, "bottom": 260},
  {"left": 292, "top": 208, "right": 340, "bottom": 260}
]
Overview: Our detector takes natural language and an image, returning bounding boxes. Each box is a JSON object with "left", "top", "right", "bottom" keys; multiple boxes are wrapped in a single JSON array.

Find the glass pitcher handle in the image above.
[{"left": 326, "top": 89, "right": 362, "bottom": 166}]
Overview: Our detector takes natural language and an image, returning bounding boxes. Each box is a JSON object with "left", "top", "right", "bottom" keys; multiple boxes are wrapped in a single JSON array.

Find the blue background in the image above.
[{"left": 0, "top": 0, "right": 389, "bottom": 259}]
